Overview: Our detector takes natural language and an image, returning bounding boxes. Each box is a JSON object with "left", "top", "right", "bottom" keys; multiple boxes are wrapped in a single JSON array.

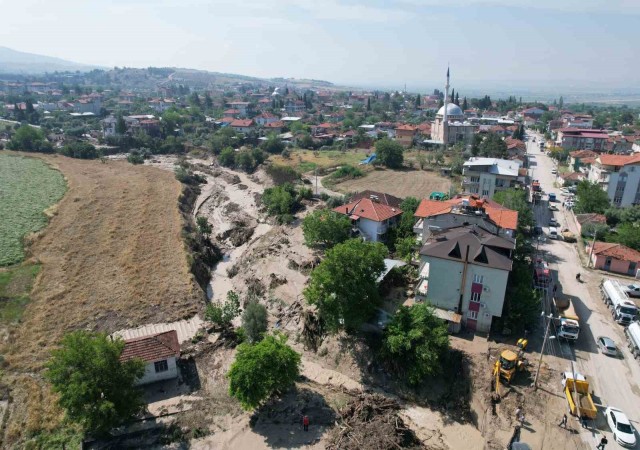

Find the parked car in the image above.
[
  {"left": 549, "top": 217, "right": 559, "bottom": 227},
  {"left": 605, "top": 407, "right": 637, "bottom": 447},
  {"left": 548, "top": 204, "right": 559, "bottom": 211},
  {"left": 597, "top": 336, "right": 618, "bottom": 357},
  {"left": 551, "top": 169, "right": 557, "bottom": 174},
  {"left": 624, "top": 283, "right": 640, "bottom": 298},
  {"left": 533, "top": 226, "right": 543, "bottom": 236},
  {"left": 565, "top": 201, "right": 575, "bottom": 208}
]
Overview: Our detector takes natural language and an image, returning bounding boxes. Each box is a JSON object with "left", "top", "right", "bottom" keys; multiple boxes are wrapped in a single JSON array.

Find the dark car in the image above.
[{"left": 533, "top": 226, "right": 543, "bottom": 236}]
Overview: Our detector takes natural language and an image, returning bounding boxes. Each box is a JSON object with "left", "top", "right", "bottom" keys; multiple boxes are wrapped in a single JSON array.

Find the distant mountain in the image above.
[{"left": 0, "top": 46, "right": 103, "bottom": 74}]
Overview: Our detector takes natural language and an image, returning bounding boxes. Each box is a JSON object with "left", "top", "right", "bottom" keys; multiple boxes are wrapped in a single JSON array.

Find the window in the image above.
[
  {"left": 482, "top": 190, "right": 490, "bottom": 197},
  {"left": 473, "top": 274, "right": 484, "bottom": 284},
  {"left": 467, "top": 310, "right": 478, "bottom": 320},
  {"left": 154, "top": 360, "right": 169, "bottom": 373},
  {"left": 471, "top": 292, "right": 480, "bottom": 302}
]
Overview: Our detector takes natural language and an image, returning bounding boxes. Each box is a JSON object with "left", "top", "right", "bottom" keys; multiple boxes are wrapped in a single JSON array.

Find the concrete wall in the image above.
[
  {"left": 136, "top": 357, "right": 178, "bottom": 386},
  {"left": 421, "top": 257, "right": 462, "bottom": 311},
  {"left": 591, "top": 253, "right": 638, "bottom": 276}
]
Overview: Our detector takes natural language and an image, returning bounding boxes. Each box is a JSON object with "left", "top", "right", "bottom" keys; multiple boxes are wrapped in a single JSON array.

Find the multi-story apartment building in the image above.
[
  {"left": 462, "top": 157, "right": 523, "bottom": 199},
  {"left": 588, "top": 154, "right": 640, "bottom": 207},
  {"left": 556, "top": 128, "right": 608, "bottom": 151}
]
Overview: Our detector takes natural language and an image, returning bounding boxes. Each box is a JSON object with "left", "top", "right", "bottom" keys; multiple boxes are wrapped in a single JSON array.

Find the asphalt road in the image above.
[{"left": 526, "top": 131, "right": 640, "bottom": 449}]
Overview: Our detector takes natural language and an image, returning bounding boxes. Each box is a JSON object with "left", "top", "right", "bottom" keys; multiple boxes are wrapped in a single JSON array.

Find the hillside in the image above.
[{"left": 0, "top": 46, "right": 101, "bottom": 74}]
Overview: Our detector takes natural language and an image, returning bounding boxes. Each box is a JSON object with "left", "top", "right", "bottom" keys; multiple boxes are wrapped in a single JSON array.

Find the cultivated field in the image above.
[
  {"left": 269, "top": 148, "right": 370, "bottom": 172},
  {"left": 0, "top": 153, "right": 66, "bottom": 266},
  {"left": 334, "top": 167, "right": 452, "bottom": 199},
  {"left": 1, "top": 154, "right": 204, "bottom": 445}
]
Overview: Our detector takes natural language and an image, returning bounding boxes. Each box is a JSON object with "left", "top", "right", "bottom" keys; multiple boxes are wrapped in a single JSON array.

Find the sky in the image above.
[{"left": 2, "top": 0, "right": 639, "bottom": 91}]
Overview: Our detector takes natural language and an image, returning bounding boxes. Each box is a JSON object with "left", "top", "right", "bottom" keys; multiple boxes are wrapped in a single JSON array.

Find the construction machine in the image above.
[{"left": 493, "top": 338, "right": 528, "bottom": 398}]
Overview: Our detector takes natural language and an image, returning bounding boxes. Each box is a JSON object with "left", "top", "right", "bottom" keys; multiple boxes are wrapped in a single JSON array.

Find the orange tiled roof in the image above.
[
  {"left": 591, "top": 242, "right": 640, "bottom": 262},
  {"left": 414, "top": 196, "right": 518, "bottom": 230},
  {"left": 334, "top": 198, "right": 403, "bottom": 222},
  {"left": 120, "top": 330, "right": 180, "bottom": 363}
]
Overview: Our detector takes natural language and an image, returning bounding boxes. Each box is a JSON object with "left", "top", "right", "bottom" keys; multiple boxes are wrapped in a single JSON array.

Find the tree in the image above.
[
  {"left": 462, "top": 97, "right": 468, "bottom": 111},
  {"left": 610, "top": 222, "right": 640, "bottom": 251},
  {"left": 575, "top": 180, "right": 610, "bottom": 214},
  {"left": 492, "top": 189, "right": 534, "bottom": 232},
  {"left": 116, "top": 114, "right": 127, "bottom": 135},
  {"left": 218, "top": 146, "right": 236, "bottom": 167},
  {"left": 302, "top": 209, "right": 352, "bottom": 249},
  {"left": 304, "top": 239, "right": 387, "bottom": 331},
  {"left": 242, "top": 301, "right": 268, "bottom": 343},
  {"left": 503, "top": 262, "right": 541, "bottom": 334},
  {"left": 228, "top": 334, "right": 300, "bottom": 410},
  {"left": 46, "top": 331, "right": 145, "bottom": 436},
  {"left": 205, "top": 290, "right": 241, "bottom": 327},
  {"left": 415, "top": 152, "right": 427, "bottom": 170},
  {"left": 395, "top": 236, "right": 416, "bottom": 262},
  {"left": 380, "top": 303, "right": 450, "bottom": 385},
  {"left": 375, "top": 138, "right": 404, "bottom": 169},
  {"left": 196, "top": 216, "right": 212, "bottom": 236},
  {"left": 204, "top": 92, "right": 213, "bottom": 109},
  {"left": 478, "top": 133, "right": 507, "bottom": 158},
  {"left": 210, "top": 128, "right": 237, "bottom": 154},
  {"left": 261, "top": 134, "right": 285, "bottom": 154},
  {"left": 397, "top": 197, "right": 420, "bottom": 238},
  {"left": 262, "top": 183, "right": 296, "bottom": 222},
  {"left": 7, "top": 125, "right": 50, "bottom": 152}
]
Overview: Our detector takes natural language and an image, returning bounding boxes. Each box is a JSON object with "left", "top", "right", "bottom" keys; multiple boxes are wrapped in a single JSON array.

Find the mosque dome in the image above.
[{"left": 437, "top": 103, "right": 464, "bottom": 117}]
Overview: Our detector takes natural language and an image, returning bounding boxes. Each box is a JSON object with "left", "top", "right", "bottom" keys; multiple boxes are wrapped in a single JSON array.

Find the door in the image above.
[
  {"left": 604, "top": 257, "right": 612, "bottom": 271},
  {"left": 628, "top": 262, "right": 637, "bottom": 276},
  {"left": 466, "top": 310, "right": 478, "bottom": 331}
]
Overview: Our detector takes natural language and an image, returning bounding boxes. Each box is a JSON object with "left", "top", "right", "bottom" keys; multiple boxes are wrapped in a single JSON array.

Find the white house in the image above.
[
  {"left": 462, "top": 157, "right": 523, "bottom": 199},
  {"left": 416, "top": 226, "right": 515, "bottom": 333},
  {"left": 120, "top": 330, "right": 180, "bottom": 385},
  {"left": 333, "top": 193, "right": 403, "bottom": 242},
  {"left": 254, "top": 112, "right": 279, "bottom": 126},
  {"left": 228, "top": 101, "right": 250, "bottom": 117},
  {"left": 587, "top": 154, "right": 640, "bottom": 207},
  {"left": 102, "top": 116, "right": 117, "bottom": 137},
  {"left": 230, "top": 119, "right": 255, "bottom": 134}
]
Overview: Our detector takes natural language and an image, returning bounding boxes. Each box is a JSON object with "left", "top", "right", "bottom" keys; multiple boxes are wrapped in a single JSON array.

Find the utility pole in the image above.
[
  {"left": 571, "top": 359, "right": 581, "bottom": 419},
  {"left": 314, "top": 166, "right": 318, "bottom": 196},
  {"left": 534, "top": 314, "right": 553, "bottom": 390},
  {"left": 588, "top": 230, "right": 598, "bottom": 268}
]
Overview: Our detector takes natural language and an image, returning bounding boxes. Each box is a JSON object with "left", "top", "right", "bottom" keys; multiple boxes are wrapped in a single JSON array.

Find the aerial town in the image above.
[{"left": 1, "top": 12, "right": 640, "bottom": 450}]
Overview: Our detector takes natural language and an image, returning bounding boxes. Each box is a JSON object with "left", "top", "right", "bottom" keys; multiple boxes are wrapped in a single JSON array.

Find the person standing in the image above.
[
  {"left": 303, "top": 415, "right": 309, "bottom": 432},
  {"left": 559, "top": 413, "right": 567, "bottom": 428},
  {"left": 596, "top": 436, "right": 608, "bottom": 450}
]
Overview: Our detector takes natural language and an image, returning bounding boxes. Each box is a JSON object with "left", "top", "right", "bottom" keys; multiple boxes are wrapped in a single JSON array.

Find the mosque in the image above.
[{"left": 430, "top": 68, "right": 478, "bottom": 146}]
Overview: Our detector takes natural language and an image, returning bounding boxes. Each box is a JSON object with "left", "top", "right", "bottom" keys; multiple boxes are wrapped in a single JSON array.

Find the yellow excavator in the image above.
[{"left": 493, "top": 338, "right": 528, "bottom": 398}]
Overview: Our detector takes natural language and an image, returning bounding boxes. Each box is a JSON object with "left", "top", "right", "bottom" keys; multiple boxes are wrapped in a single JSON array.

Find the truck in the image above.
[
  {"left": 548, "top": 193, "right": 557, "bottom": 202},
  {"left": 533, "top": 259, "right": 552, "bottom": 289},
  {"left": 553, "top": 296, "right": 580, "bottom": 341},
  {"left": 532, "top": 180, "right": 541, "bottom": 192},
  {"left": 601, "top": 279, "right": 639, "bottom": 325},
  {"left": 625, "top": 321, "right": 640, "bottom": 359},
  {"left": 564, "top": 377, "right": 597, "bottom": 419}
]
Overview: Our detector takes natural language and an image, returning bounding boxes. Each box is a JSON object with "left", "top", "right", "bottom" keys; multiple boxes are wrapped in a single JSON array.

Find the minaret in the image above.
[{"left": 443, "top": 66, "right": 450, "bottom": 145}]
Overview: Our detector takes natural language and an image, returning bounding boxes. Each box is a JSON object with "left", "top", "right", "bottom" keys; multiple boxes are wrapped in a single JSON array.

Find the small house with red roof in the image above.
[
  {"left": 230, "top": 119, "right": 255, "bottom": 134},
  {"left": 395, "top": 124, "right": 418, "bottom": 147},
  {"left": 333, "top": 192, "right": 403, "bottom": 242},
  {"left": 587, "top": 242, "right": 640, "bottom": 276},
  {"left": 120, "top": 330, "right": 180, "bottom": 385}
]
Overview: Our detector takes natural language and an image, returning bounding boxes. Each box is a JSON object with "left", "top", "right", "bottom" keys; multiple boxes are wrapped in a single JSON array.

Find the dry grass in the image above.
[
  {"left": 1, "top": 154, "right": 204, "bottom": 446},
  {"left": 333, "top": 167, "right": 452, "bottom": 199},
  {"left": 269, "top": 148, "right": 370, "bottom": 172}
]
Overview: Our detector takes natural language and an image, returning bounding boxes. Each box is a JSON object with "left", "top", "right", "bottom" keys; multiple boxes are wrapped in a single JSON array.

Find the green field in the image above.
[
  {"left": 0, "top": 264, "right": 40, "bottom": 323},
  {"left": 0, "top": 154, "right": 67, "bottom": 266},
  {"left": 269, "top": 148, "right": 371, "bottom": 172}
]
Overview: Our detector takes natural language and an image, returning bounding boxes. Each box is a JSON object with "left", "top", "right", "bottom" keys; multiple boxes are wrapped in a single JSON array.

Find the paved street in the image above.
[{"left": 526, "top": 131, "right": 640, "bottom": 449}]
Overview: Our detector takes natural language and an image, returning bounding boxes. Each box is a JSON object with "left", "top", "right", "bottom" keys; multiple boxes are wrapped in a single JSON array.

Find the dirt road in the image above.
[{"left": 527, "top": 132, "right": 640, "bottom": 449}]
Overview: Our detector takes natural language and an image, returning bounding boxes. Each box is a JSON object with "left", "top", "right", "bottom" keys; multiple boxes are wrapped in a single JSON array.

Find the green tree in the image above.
[
  {"left": 235, "top": 150, "right": 256, "bottom": 172},
  {"left": 395, "top": 236, "right": 416, "bottom": 262},
  {"left": 416, "top": 152, "right": 427, "bottom": 170},
  {"left": 380, "top": 303, "right": 450, "bottom": 385},
  {"left": 575, "top": 180, "right": 610, "bottom": 214},
  {"left": 242, "top": 301, "right": 268, "bottom": 343},
  {"left": 479, "top": 133, "right": 507, "bottom": 158},
  {"left": 7, "top": 125, "right": 50, "bottom": 152},
  {"left": 218, "top": 146, "right": 236, "bottom": 167},
  {"left": 228, "top": 334, "right": 300, "bottom": 410},
  {"left": 261, "top": 134, "right": 285, "bottom": 154},
  {"left": 205, "top": 290, "right": 241, "bottom": 327},
  {"left": 196, "top": 216, "right": 212, "bottom": 236},
  {"left": 46, "top": 331, "right": 145, "bottom": 436},
  {"left": 375, "top": 138, "right": 404, "bottom": 169},
  {"left": 116, "top": 114, "right": 127, "bottom": 135},
  {"left": 262, "top": 183, "right": 296, "bottom": 222},
  {"left": 610, "top": 222, "right": 640, "bottom": 251},
  {"left": 492, "top": 188, "right": 534, "bottom": 232},
  {"left": 503, "top": 262, "right": 541, "bottom": 334},
  {"left": 397, "top": 197, "right": 420, "bottom": 238},
  {"left": 304, "top": 239, "right": 387, "bottom": 332},
  {"left": 302, "top": 209, "right": 352, "bottom": 249}
]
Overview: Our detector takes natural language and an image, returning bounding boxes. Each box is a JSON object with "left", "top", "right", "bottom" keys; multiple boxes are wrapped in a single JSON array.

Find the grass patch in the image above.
[
  {"left": 0, "top": 263, "right": 40, "bottom": 324},
  {"left": 269, "top": 148, "right": 370, "bottom": 172},
  {"left": 0, "top": 153, "right": 67, "bottom": 266}
]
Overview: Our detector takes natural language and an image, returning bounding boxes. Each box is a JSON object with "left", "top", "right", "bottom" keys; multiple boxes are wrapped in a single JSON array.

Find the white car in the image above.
[
  {"left": 596, "top": 336, "right": 618, "bottom": 357},
  {"left": 565, "top": 201, "right": 575, "bottom": 208},
  {"left": 605, "top": 407, "right": 636, "bottom": 447},
  {"left": 551, "top": 169, "right": 557, "bottom": 174}
]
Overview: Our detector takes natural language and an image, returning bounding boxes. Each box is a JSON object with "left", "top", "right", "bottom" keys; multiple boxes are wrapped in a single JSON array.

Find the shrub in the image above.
[{"left": 242, "top": 301, "right": 268, "bottom": 343}]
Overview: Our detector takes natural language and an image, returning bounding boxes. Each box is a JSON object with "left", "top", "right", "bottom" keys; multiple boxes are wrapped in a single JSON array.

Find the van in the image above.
[{"left": 549, "top": 227, "right": 559, "bottom": 239}]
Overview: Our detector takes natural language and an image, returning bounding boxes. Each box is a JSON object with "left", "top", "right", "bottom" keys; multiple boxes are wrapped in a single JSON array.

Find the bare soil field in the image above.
[
  {"left": 1, "top": 154, "right": 203, "bottom": 446},
  {"left": 334, "top": 167, "right": 452, "bottom": 199}
]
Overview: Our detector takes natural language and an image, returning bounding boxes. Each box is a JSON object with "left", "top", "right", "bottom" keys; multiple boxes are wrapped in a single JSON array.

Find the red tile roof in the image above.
[
  {"left": 590, "top": 242, "right": 640, "bottom": 262},
  {"left": 598, "top": 154, "right": 640, "bottom": 167},
  {"left": 569, "top": 150, "right": 598, "bottom": 158},
  {"left": 265, "top": 120, "right": 284, "bottom": 128},
  {"left": 230, "top": 119, "right": 254, "bottom": 127},
  {"left": 334, "top": 198, "right": 403, "bottom": 222},
  {"left": 120, "top": 330, "right": 180, "bottom": 363},
  {"left": 224, "top": 109, "right": 240, "bottom": 114},
  {"left": 414, "top": 195, "right": 518, "bottom": 230},
  {"left": 395, "top": 124, "right": 418, "bottom": 131}
]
